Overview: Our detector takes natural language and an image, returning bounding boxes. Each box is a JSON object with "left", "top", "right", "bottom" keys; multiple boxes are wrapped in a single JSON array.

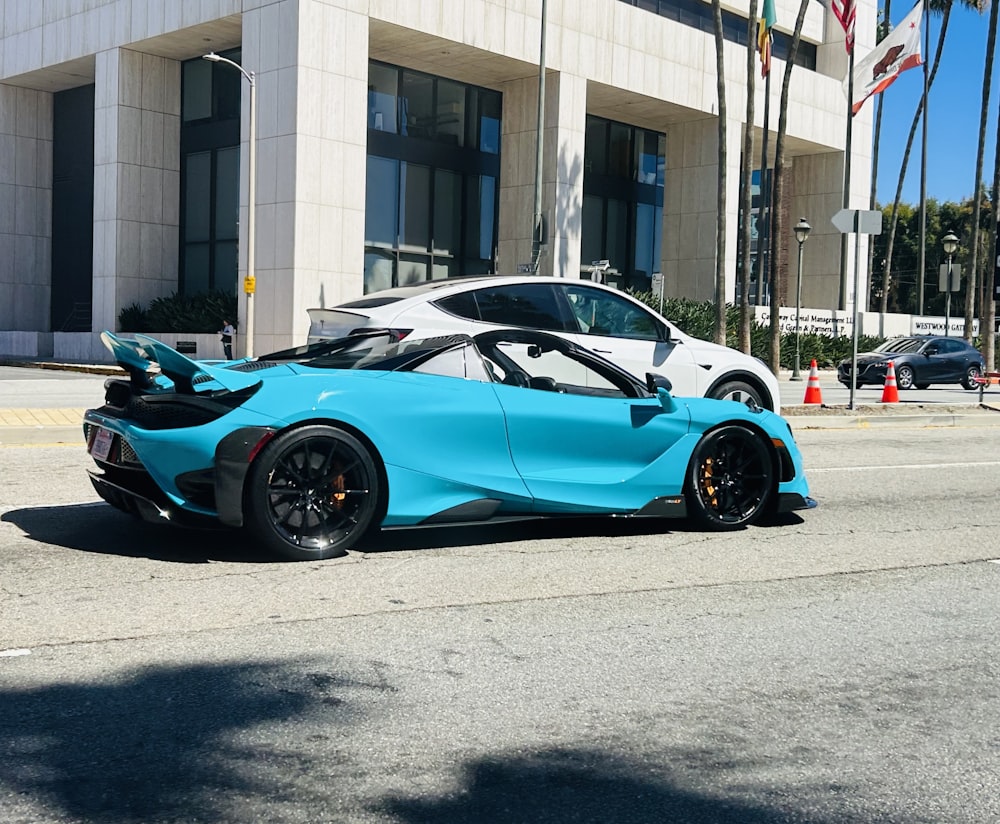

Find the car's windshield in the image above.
[
  {"left": 874, "top": 338, "right": 926, "bottom": 354},
  {"left": 259, "top": 332, "right": 464, "bottom": 370}
]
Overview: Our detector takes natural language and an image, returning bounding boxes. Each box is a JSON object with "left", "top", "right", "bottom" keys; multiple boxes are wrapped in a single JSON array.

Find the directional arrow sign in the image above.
[{"left": 832, "top": 208, "right": 883, "bottom": 235}]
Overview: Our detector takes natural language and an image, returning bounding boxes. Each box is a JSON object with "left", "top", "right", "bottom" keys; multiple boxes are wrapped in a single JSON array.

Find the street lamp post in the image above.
[
  {"left": 203, "top": 52, "right": 257, "bottom": 358},
  {"left": 942, "top": 230, "right": 958, "bottom": 338},
  {"left": 791, "top": 217, "right": 811, "bottom": 380}
]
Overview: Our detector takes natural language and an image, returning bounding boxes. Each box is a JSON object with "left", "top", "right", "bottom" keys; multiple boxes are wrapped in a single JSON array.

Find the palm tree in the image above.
[
  {"left": 881, "top": 0, "right": 983, "bottom": 314},
  {"left": 868, "top": 0, "right": 891, "bottom": 294},
  {"left": 964, "top": 0, "right": 997, "bottom": 341},
  {"left": 766, "top": 0, "right": 811, "bottom": 374},
  {"left": 738, "top": 0, "right": 760, "bottom": 354},
  {"left": 711, "top": 0, "right": 728, "bottom": 346}
]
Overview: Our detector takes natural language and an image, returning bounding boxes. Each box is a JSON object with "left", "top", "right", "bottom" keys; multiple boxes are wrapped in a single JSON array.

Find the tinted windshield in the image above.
[{"left": 874, "top": 338, "right": 926, "bottom": 354}]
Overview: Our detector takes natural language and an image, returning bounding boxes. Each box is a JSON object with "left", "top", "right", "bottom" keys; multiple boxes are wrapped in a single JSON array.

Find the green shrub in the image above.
[
  {"left": 120, "top": 291, "right": 239, "bottom": 333},
  {"left": 117, "top": 302, "right": 148, "bottom": 332}
]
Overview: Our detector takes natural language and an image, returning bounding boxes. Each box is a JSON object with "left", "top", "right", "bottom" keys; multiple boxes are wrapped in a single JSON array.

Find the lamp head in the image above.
[
  {"left": 793, "top": 217, "right": 811, "bottom": 245},
  {"left": 942, "top": 231, "right": 959, "bottom": 256},
  {"left": 203, "top": 52, "right": 221, "bottom": 62}
]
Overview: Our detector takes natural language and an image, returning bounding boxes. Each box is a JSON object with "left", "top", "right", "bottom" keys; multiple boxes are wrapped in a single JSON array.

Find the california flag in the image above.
[{"left": 846, "top": 0, "right": 923, "bottom": 115}]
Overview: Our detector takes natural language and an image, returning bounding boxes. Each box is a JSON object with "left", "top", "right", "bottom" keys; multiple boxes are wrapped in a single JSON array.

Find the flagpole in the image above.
[
  {"left": 840, "top": 48, "right": 854, "bottom": 313},
  {"left": 917, "top": 0, "right": 929, "bottom": 315},
  {"left": 756, "top": 70, "right": 772, "bottom": 306}
]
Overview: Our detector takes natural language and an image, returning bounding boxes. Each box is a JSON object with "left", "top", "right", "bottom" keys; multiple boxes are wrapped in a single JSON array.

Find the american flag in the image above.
[{"left": 831, "top": 0, "right": 856, "bottom": 53}]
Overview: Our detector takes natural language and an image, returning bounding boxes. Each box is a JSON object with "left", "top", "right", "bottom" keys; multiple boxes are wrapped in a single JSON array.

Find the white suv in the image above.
[{"left": 307, "top": 276, "right": 780, "bottom": 411}]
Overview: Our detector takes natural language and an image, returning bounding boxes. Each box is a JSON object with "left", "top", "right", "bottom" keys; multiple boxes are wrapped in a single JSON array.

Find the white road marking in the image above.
[
  {"left": 0, "top": 648, "right": 31, "bottom": 658},
  {"left": 810, "top": 461, "right": 1000, "bottom": 473}
]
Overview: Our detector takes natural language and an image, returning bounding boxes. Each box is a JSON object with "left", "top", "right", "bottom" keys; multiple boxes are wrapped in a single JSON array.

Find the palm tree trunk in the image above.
[
  {"left": 881, "top": 4, "right": 953, "bottom": 315},
  {"left": 738, "top": 0, "right": 760, "bottom": 353},
  {"left": 711, "top": 0, "right": 727, "bottom": 346},
  {"left": 966, "top": 0, "right": 997, "bottom": 341},
  {"left": 767, "top": 0, "right": 810, "bottom": 374}
]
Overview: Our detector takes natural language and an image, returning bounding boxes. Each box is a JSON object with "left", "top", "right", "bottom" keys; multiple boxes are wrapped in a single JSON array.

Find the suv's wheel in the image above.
[{"left": 712, "top": 380, "right": 765, "bottom": 409}]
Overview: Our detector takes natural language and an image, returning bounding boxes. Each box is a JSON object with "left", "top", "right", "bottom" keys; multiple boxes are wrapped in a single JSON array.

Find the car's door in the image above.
[
  {"left": 558, "top": 283, "right": 701, "bottom": 396},
  {"left": 931, "top": 338, "right": 971, "bottom": 380},
  {"left": 492, "top": 383, "right": 693, "bottom": 512}
]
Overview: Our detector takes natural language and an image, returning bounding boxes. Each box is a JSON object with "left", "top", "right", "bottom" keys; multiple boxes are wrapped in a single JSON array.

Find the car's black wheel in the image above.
[
  {"left": 245, "top": 425, "right": 381, "bottom": 561},
  {"left": 962, "top": 365, "right": 982, "bottom": 390},
  {"left": 894, "top": 364, "right": 915, "bottom": 390},
  {"left": 915, "top": 383, "right": 930, "bottom": 390},
  {"left": 712, "top": 380, "right": 766, "bottom": 409},
  {"left": 686, "top": 425, "right": 774, "bottom": 530}
]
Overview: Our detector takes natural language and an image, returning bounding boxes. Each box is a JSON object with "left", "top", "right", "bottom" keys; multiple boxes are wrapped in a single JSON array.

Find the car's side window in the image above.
[
  {"left": 564, "top": 285, "right": 660, "bottom": 340},
  {"left": 435, "top": 284, "right": 571, "bottom": 331}
]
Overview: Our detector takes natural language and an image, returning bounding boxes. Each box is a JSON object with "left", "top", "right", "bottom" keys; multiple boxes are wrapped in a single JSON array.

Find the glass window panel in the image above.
[
  {"left": 364, "top": 248, "right": 395, "bottom": 293},
  {"left": 368, "top": 62, "right": 399, "bottom": 133},
  {"left": 214, "top": 146, "right": 239, "bottom": 241},
  {"left": 214, "top": 52, "right": 242, "bottom": 120},
  {"left": 463, "top": 175, "right": 497, "bottom": 263},
  {"left": 214, "top": 240, "right": 238, "bottom": 293},
  {"left": 608, "top": 123, "right": 631, "bottom": 179},
  {"left": 462, "top": 258, "right": 493, "bottom": 276},
  {"left": 365, "top": 156, "right": 398, "bottom": 247},
  {"left": 606, "top": 198, "right": 628, "bottom": 273},
  {"left": 635, "top": 130, "right": 661, "bottom": 185},
  {"left": 182, "top": 60, "right": 212, "bottom": 122},
  {"left": 433, "top": 169, "right": 460, "bottom": 255},
  {"left": 184, "top": 152, "right": 211, "bottom": 241},
  {"left": 184, "top": 243, "right": 210, "bottom": 294},
  {"left": 653, "top": 204, "right": 663, "bottom": 273},
  {"left": 436, "top": 79, "right": 465, "bottom": 147},
  {"left": 634, "top": 203, "right": 655, "bottom": 286},
  {"left": 398, "top": 254, "right": 429, "bottom": 285},
  {"left": 400, "top": 71, "right": 434, "bottom": 139},
  {"left": 477, "top": 90, "right": 502, "bottom": 154},
  {"left": 585, "top": 117, "right": 607, "bottom": 175},
  {"left": 581, "top": 195, "right": 603, "bottom": 267},
  {"left": 399, "top": 162, "right": 431, "bottom": 250}
]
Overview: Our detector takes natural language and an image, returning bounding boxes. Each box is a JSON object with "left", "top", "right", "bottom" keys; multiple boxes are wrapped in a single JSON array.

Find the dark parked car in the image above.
[{"left": 838, "top": 336, "right": 985, "bottom": 390}]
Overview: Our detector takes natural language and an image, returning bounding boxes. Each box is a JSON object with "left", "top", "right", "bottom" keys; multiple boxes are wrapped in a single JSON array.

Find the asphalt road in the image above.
[{"left": 2, "top": 426, "right": 1000, "bottom": 822}]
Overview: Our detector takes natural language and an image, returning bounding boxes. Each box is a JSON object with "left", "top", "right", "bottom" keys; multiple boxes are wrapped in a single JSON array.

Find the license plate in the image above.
[{"left": 90, "top": 427, "right": 114, "bottom": 461}]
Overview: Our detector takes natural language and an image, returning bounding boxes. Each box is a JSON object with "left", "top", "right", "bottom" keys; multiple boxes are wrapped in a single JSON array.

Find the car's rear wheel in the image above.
[
  {"left": 962, "top": 365, "right": 982, "bottom": 390},
  {"left": 712, "top": 380, "right": 765, "bottom": 409},
  {"left": 894, "top": 364, "right": 915, "bottom": 390},
  {"left": 686, "top": 425, "right": 774, "bottom": 530},
  {"left": 245, "top": 425, "right": 381, "bottom": 561}
]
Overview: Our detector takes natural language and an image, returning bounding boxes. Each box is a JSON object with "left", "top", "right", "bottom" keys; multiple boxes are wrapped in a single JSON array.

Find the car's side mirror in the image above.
[
  {"left": 527, "top": 344, "right": 542, "bottom": 358},
  {"left": 646, "top": 373, "right": 677, "bottom": 413},
  {"left": 646, "top": 372, "right": 673, "bottom": 394}
]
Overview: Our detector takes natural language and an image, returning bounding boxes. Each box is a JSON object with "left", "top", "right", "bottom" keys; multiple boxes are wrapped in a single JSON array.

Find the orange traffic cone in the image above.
[
  {"left": 803, "top": 360, "right": 823, "bottom": 404},
  {"left": 881, "top": 360, "right": 899, "bottom": 403}
]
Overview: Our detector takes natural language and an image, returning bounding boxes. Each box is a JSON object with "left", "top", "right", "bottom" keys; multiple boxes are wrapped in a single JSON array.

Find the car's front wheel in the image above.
[
  {"left": 894, "top": 364, "right": 915, "bottom": 390},
  {"left": 962, "top": 365, "right": 982, "bottom": 390},
  {"left": 712, "top": 380, "right": 765, "bottom": 409},
  {"left": 245, "top": 425, "right": 381, "bottom": 561},
  {"left": 686, "top": 425, "right": 774, "bottom": 530}
]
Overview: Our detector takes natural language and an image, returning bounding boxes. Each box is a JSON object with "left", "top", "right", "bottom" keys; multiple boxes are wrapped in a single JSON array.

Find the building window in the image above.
[
  {"left": 582, "top": 116, "right": 664, "bottom": 293},
  {"left": 179, "top": 49, "right": 242, "bottom": 295},
  {"left": 364, "top": 61, "right": 502, "bottom": 293},
  {"left": 619, "top": 0, "right": 818, "bottom": 70}
]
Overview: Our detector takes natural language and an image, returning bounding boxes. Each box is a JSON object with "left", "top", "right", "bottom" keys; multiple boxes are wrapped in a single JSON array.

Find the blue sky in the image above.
[{"left": 871, "top": 2, "right": 999, "bottom": 206}]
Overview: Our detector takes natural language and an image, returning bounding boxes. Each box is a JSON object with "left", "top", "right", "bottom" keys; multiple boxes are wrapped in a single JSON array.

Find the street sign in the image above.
[
  {"left": 938, "top": 264, "right": 962, "bottom": 293},
  {"left": 244, "top": 275, "right": 256, "bottom": 294},
  {"left": 832, "top": 208, "right": 883, "bottom": 235},
  {"left": 517, "top": 263, "right": 533, "bottom": 273}
]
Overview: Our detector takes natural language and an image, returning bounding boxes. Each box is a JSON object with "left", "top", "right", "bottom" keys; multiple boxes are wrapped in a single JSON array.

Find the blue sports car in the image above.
[{"left": 83, "top": 328, "right": 814, "bottom": 561}]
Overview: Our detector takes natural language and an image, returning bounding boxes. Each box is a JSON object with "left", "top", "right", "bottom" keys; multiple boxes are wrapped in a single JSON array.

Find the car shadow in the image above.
[
  {"left": 2, "top": 502, "right": 805, "bottom": 562},
  {"left": 1, "top": 502, "right": 276, "bottom": 564}
]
